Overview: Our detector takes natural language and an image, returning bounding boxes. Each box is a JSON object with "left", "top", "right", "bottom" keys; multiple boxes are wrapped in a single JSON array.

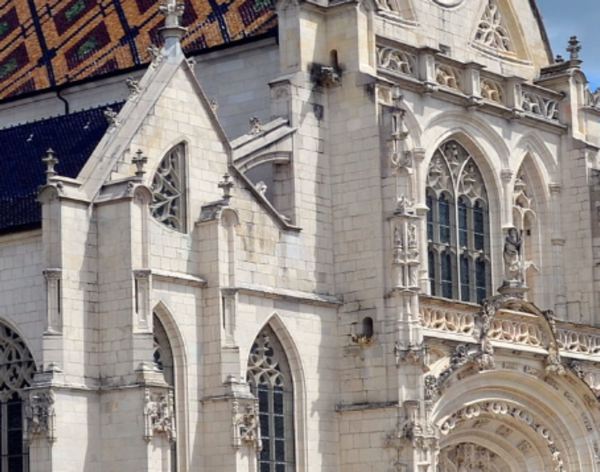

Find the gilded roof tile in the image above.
[{"left": 0, "top": 0, "right": 276, "bottom": 100}]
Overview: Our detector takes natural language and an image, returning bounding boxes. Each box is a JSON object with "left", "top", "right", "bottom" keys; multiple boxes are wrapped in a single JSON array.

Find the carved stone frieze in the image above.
[
  {"left": 143, "top": 388, "right": 176, "bottom": 443},
  {"left": 480, "top": 78, "right": 504, "bottom": 104}
]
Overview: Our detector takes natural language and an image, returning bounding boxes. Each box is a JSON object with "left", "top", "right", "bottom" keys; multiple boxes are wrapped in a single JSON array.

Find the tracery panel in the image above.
[
  {"left": 247, "top": 326, "right": 295, "bottom": 472},
  {"left": 426, "top": 140, "right": 491, "bottom": 303},
  {"left": 150, "top": 144, "right": 187, "bottom": 232}
]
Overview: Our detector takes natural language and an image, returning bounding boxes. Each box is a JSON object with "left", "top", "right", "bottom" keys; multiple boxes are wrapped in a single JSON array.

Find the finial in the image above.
[
  {"left": 218, "top": 173, "right": 234, "bottom": 202},
  {"left": 567, "top": 36, "right": 582, "bottom": 61},
  {"left": 159, "top": 0, "right": 187, "bottom": 50},
  {"left": 132, "top": 149, "right": 148, "bottom": 178},
  {"left": 42, "top": 148, "right": 59, "bottom": 182},
  {"left": 554, "top": 54, "right": 564, "bottom": 63}
]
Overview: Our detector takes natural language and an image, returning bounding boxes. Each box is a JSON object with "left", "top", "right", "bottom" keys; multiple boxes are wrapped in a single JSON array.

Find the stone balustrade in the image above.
[
  {"left": 376, "top": 41, "right": 563, "bottom": 124},
  {"left": 419, "top": 296, "right": 600, "bottom": 360}
]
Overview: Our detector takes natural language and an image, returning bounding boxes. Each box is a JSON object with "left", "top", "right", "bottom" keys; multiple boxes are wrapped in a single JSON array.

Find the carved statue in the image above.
[{"left": 503, "top": 227, "right": 524, "bottom": 283}]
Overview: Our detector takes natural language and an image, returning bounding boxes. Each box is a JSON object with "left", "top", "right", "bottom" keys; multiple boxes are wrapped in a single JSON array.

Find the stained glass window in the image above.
[
  {"left": 0, "top": 324, "right": 35, "bottom": 472},
  {"left": 426, "top": 140, "right": 491, "bottom": 302},
  {"left": 247, "top": 326, "right": 295, "bottom": 472}
]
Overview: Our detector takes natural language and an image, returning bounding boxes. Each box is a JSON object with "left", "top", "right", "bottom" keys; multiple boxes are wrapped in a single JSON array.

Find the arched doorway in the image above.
[{"left": 433, "top": 370, "right": 599, "bottom": 472}]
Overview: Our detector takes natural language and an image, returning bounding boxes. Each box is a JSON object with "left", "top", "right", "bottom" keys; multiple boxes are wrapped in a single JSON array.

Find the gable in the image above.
[{"left": 0, "top": 0, "right": 276, "bottom": 101}]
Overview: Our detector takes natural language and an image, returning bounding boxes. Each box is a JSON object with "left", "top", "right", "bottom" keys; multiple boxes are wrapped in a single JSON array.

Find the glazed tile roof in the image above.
[
  {"left": 0, "top": 0, "right": 276, "bottom": 100},
  {"left": 0, "top": 103, "right": 123, "bottom": 233}
]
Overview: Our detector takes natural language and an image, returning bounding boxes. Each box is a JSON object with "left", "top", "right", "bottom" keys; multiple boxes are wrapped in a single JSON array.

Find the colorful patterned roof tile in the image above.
[{"left": 0, "top": 0, "right": 276, "bottom": 100}]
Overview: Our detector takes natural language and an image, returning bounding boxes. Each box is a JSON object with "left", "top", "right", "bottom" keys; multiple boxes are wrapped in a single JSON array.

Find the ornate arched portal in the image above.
[{"left": 433, "top": 370, "right": 600, "bottom": 472}]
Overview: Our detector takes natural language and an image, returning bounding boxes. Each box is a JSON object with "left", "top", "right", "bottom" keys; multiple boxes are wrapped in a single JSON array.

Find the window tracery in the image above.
[
  {"left": 0, "top": 323, "right": 36, "bottom": 471},
  {"left": 247, "top": 326, "right": 295, "bottom": 472},
  {"left": 150, "top": 144, "right": 186, "bottom": 232},
  {"left": 474, "top": 0, "right": 513, "bottom": 53},
  {"left": 427, "top": 140, "right": 491, "bottom": 303}
]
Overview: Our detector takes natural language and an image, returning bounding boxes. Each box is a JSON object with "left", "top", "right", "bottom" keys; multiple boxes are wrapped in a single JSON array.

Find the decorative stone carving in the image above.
[
  {"left": 435, "top": 63, "right": 462, "bottom": 91},
  {"left": 103, "top": 107, "right": 120, "bottom": 128},
  {"left": 474, "top": 0, "right": 513, "bottom": 52},
  {"left": 420, "top": 304, "right": 476, "bottom": 336},
  {"left": 143, "top": 388, "right": 176, "bottom": 443},
  {"left": 377, "top": 46, "right": 417, "bottom": 77},
  {"left": 393, "top": 342, "right": 427, "bottom": 370},
  {"left": 545, "top": 344, "right": 566, "bottom": 377},
  {"left": 480, "top": 78, "right": 504, "bottom": 104},
  {"left": 487, "top": 318, "right": 544, "bottom": 347},
  {"left": 388, "top": 96, "right": 413, "bottom": 173},
  {"left": 148, "top": 44, "right": 163, "bottom": 66},
  {"left": 125, "top": 77, "right": 141, "bottom": 99},
  {"left": 441, "top": 401, "right": 566, "bottom": 472},
  {"left": 438, "top": 344, "right": 474, "bottom": 386},
  {"left": 503, "top": 227, "right": 523, "bottom": 283},
  {"left": 439, "top": 443, "right": 502, "bottom": 472},
  {"left": 521, "top": 90, "right": 560, "bottom": 121},
  {"left": 557, "top": 327, "right": 600, "bottom": 355},
  {"left": 567, "top": 35, "right": 581, "bottom": 61},
  {"left": 391, "top": 211, "right": 419, "bottom": 290},
  {"left": 150, "top": 144, "right": 186, "bottom": 231},
  {"left": 586, "top": 88, "right": 600, "bottom": 109},
  {"left": 249, "top": 117, "right": 264, "bottom": 135},
  {"left": 232, "top": 399, "right": 262, "bottom": 451},
  {"left": 25, "top": 390, "right": 56, "bottom": 444}
]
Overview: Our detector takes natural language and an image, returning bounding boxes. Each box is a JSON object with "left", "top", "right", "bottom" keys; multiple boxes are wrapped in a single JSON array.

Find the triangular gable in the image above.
[{"left": 77, "top": 45, "right": 232, "bottom": 201}]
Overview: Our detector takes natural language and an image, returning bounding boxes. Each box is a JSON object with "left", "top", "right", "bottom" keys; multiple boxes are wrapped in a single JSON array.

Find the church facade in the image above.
[{"left": 0, "top": 0, "right": 599, "bottom": 471}]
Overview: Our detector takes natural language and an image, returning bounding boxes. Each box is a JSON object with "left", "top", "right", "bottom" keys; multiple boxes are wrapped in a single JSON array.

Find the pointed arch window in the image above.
[
  {"left": 247, "top": 326, "right": 295, "bottom": 472},
  {"left": 153, "top": 314, "right": 177, "bottom": 471},
  {"left": 150, "top": 144, "right": 187, "bottom": 232},
  {"left": 0, "top": 324, "right": 35, "bottom": 472},
  {"left": 426, "top": 140, "right": 491, "bottom": 303}
]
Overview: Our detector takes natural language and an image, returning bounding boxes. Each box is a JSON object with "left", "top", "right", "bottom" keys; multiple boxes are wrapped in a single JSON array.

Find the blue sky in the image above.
[{"left": 537, "top": 0, "right": 599, "bottom": 89}]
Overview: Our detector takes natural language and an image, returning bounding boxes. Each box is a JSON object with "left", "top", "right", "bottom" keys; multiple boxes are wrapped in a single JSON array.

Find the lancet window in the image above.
[
  {"left": 153, "top": 314, "right": 177, "bottom": 471},
  {"left": 427, "top": 140, "right": 491, "bottom": 303},
  {"left": 0, "top": 323, "right": 35, "bottom": 471},
  {"left": 247, "top": 326, "right": 295, "bottom": 472},
  {"left": 150, "top": 144, "right": 187, "bottom": 232}
]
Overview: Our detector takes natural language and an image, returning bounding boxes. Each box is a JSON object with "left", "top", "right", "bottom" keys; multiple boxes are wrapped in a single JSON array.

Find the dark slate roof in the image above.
[
  {"left": 0, "top": 103, "right": 123, "bottom": 234},
  {"left": 0, "top": 0, "right": 276, "bottom": 100}
]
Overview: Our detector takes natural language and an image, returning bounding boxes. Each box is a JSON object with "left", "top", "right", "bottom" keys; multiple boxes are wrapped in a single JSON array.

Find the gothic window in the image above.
[
  {"left": 0, "top": 323, "right": 35, "bottom": 472},
  {"left": 150, "top": 144, "right": 187, "bottom": 232},
  {"left": 474, "top": 0, "right": 513, "bottom": 52},
  {"left": 153, "top": 314, "right": 177, "bottom": 471},
  {"left": 426, "top": 140, "right": 491, "bottom": 303},
  {"left": 247, "top": 326, "right": 295, "bottom": 472}
]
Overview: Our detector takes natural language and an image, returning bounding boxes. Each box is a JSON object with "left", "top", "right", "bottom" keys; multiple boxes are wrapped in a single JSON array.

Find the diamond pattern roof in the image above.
[{"left": 0, "top": 0, "right": 276, "bottom": 100}]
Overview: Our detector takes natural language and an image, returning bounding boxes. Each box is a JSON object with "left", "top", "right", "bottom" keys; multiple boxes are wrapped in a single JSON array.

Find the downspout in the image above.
[{"left": 56, "top": 88, "right": 69, "bottom": 115}]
